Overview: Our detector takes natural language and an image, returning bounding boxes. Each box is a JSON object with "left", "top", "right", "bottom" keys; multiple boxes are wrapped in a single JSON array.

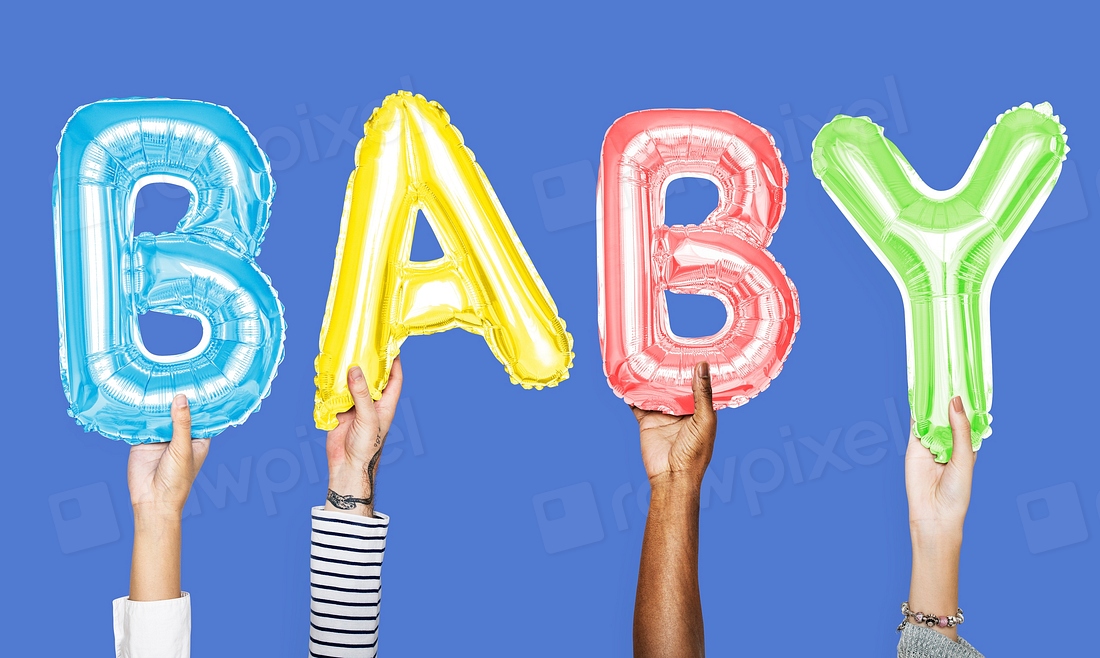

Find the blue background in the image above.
[{"left": 3, "top": 1, "right": 1096, "bottom": 655}]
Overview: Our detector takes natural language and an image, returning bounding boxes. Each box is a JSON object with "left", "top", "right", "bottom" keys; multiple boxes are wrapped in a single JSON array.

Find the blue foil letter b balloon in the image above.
[{"left": 54, "top": 99, "right": 286, "bottom": 443}]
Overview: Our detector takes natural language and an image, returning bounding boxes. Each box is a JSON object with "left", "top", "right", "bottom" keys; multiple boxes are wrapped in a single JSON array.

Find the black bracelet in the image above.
[
  {"left": 897, "top": 601, "right": 964, "bottom": 632},
  {"left": 327, "top": 489, "right": 372, "bottom": 510}
]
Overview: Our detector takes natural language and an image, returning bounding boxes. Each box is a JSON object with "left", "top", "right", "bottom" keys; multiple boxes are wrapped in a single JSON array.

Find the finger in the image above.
[
  {"left": 375, "top": 357, "right": 404, "bottom": 433},
  {"left": 168, "top": 394, "right": 194, "bottom": 468},
  {"left": 948, "top": 396, "right": 975, "bottom": 469},
  {"left": 691, "top": 361, "right": 716, "bottom": 420},
  {"left": 347, "top": 365, "right": 379, "bottom": 424},
  {"left": 905, "top": 417, "right": 922, "bottom": 452}
]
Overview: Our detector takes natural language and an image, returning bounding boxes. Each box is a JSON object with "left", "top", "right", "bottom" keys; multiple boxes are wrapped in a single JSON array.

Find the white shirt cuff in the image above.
[{"left": 113, "top": 592, "right": 191, "bottom": 658}]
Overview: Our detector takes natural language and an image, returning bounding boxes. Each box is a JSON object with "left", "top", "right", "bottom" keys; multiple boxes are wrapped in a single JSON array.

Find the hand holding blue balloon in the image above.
[{"left": 54, "top": 99, "right": 285, "bottom": 443}]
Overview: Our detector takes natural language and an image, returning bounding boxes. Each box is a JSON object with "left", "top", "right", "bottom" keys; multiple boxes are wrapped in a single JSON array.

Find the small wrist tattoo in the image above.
[{"left": 327, "top": 489, "right": 373, "bottom": 510}]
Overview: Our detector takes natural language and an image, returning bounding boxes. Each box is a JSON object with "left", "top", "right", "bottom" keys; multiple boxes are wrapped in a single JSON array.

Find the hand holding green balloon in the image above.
[{"left": 812, "top": 103, "right": 1067, "bottom": 462}]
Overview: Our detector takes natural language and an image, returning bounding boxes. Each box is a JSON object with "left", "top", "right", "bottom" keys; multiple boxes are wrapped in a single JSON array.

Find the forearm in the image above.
[
  {"left": 130, "top": 510, "right": 183, "bottom": 602},
  {"left": 634, "top": 475, "right": 705, "bottom": 658},
  {"left": 908, "top": 524, "right": 962, "bottom": 641}
]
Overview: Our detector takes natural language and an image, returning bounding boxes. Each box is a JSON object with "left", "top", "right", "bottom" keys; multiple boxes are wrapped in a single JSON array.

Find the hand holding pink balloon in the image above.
[{"left": 598, "top": 109, "right": 800, "bottom": 415}]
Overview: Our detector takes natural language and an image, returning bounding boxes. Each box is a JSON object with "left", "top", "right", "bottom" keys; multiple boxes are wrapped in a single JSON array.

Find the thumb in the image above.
[
  {"left": 690, "top": 362, "right": 718, "bottom": 443},
  {"left": 168, "top": 394, "right": 194, "bottom": 469},
  {"left": 692, "top": 361, "right": 716, "bottom": 421},
  {"left": 684, "top": 361, "right": 718, "bottom": 468}
]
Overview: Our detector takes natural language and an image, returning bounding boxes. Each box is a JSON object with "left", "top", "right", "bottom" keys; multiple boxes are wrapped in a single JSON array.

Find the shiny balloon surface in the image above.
[
  {"left": 54, "top": 98, "right": 285, "bottom": 443},
  {"left": 812, "top": 103, "right": 1067, "bottom": 461},
  {"left": 314, "top": 92, "right": 573, "bottom": 430},
  {"left": 598, "top": 109, "right": 800, "bottom": 415}
]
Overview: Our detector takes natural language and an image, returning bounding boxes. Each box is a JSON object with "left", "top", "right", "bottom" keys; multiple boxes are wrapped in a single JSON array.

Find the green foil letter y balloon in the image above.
[{"left": 812, "top": 103, "right": 1067, "bottom": 462}]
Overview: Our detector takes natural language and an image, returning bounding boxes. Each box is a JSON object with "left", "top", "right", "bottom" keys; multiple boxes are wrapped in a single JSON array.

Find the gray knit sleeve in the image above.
[{"left": 898, "top": 622, "right": 983, "bottom": 658}]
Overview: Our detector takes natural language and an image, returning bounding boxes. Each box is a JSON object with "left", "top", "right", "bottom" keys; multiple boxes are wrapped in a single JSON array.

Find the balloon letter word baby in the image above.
[
  {"left": 598, "top": 109, "right": 800, "bottom": 416},
  {"left": 54, "top": 99, "right": 286, "bottom": 443},
  {"left": 314, "top": 92, "right": 573, "bottom": 430},
  {"left": 812, "top": 103, "right": 1067, "bottom": 462}
]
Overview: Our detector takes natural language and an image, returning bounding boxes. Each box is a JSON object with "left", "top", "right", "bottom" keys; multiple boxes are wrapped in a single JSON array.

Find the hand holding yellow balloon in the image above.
[{"left": 314, "top": 92, "right": 573, "bottom": 430}]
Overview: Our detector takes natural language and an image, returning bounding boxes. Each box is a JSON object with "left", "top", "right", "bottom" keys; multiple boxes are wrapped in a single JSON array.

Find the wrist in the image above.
[
  {"left": 909, "top": 521, "right": 963, "bottom": 553},
  {"left": 649, "top": 472, "right": 702, "bottom": 504},
  {"left": 132, "top": 504, "right": 184, "bottom": 526},
  {"left": 328, "top": 468, "right": 371, "bottom": 499},
  {"left": 908, "top": 524, "right": 962, "bottom": 640},
  {"left": 326, "top": 467, "right": 376, "bottom": 517},
  {"left": 324, "top": 489, "right": 375, "bottom": 517}
]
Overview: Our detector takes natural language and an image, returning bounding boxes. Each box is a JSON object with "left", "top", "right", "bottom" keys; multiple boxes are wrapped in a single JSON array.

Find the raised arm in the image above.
[
  {"left": 309, "top": 358, "right": 403, "bottom": 658},
  {"left": 115, "top": 394, "right": 210, "bottom": 657},
  {"left": 899, "top": 397, "right": 984, "bottom": 657},
  {"left": 632, "top": 362, "right": 718, "bottom": 658}
]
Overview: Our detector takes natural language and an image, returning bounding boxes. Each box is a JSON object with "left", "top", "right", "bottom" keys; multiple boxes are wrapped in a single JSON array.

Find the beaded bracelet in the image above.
[{"left": 897, "top": 602, "right": 964, "bottom": 632}]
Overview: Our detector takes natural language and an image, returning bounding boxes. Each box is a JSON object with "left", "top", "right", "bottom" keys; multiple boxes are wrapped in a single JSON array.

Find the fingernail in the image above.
[
  {"left": 349, "top": 366, "right": 364, "bottom": 383},
  {"left": 174, "top": 394, "right": 188, "bottom": 409},
  {"left": 951, "top": 396, "right": 963, "bottom": 413},
  {"left": 698, "top": 362, "right": 710, "bottom": 378}
]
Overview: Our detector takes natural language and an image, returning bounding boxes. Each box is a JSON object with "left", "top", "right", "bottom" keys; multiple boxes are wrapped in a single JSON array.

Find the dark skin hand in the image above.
[{"left": 633, "top": 362, "right": 718, "bottom": 658}]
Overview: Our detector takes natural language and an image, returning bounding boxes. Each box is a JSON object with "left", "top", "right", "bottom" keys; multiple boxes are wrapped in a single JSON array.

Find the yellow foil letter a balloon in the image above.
[{"left": 314, "top": 92, "right": 574, "bottom": 429}]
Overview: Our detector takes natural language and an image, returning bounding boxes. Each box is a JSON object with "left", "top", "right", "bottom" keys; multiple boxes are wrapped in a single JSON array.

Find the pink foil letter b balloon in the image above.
[{"left": 598, "top": 109, "right": 800, "bottom": 415}]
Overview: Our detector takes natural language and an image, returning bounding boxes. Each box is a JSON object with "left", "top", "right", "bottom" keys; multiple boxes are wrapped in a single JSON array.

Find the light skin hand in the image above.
[
  {"left": 633, "top": 362, "right": 717, "bottom": 658},
  {"left": 324, "top": 357, "right": 403, "bottom": 517},
  {"left": 905, "top": 396, "right": 976, "bottom": 641},
  {"left": 127, "top": 394, "right": 210, "bottom": 601}
]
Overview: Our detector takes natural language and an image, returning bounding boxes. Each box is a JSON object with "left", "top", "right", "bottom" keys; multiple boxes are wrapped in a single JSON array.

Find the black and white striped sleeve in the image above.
[{"left": 309, "top": 506, "right": 388, "bottom": 658}]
